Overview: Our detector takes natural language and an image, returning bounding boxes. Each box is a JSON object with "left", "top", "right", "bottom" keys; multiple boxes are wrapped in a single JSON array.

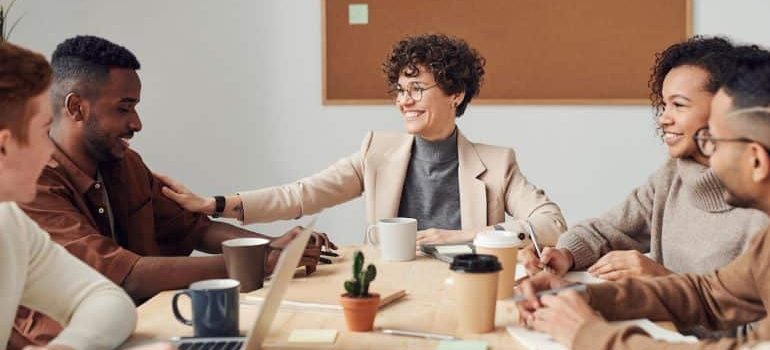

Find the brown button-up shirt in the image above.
[{"left": 10, "top": 144, "right": 212, "bottom": 348}]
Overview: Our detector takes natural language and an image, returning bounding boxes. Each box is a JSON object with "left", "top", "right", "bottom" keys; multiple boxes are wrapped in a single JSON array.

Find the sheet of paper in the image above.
[
  {"left": 436, "top": 340, "right": 488, "bottom": 350},
  {"left": 507, "top": 319, "right": 696, "bottom": 350},
  {"left": 507, "top": 324, "right": 566, "bottom": 350},
  {"left": 348, "top": 4, "right": 368, "bottom": 25},
  {"left": 435, "top": 245, "right": 473, "bottom": 255},
  {"left": 514, "top": 263, "right": 605, "bottom": 284},
  {"left": 288, "top": 329, "right": 338, "bottom": 343},
  {"left": 515, "top": 263, "right": 527, "bottom": 279}
]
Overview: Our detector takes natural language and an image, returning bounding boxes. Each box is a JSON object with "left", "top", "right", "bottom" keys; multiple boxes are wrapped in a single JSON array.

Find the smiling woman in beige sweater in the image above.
[
  {"left": 523, "top": 37, "right": 769, "bottom": 282},
  {"left": 0, "top": 42, "right": 136, "bottom": 350}
]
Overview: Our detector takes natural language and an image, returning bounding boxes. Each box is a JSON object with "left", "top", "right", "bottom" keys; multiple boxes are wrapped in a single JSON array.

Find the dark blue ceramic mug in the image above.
[{"left": 172, "top": 279, "right": 240, "bottom": 337}]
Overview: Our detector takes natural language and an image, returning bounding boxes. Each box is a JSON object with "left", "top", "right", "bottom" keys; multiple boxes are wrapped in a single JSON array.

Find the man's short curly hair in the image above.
[
  {"left": 722, "top": 45, "right": 770, "bottom": 109},
  {"left": 648, "top": 36, "right": 736, "bottom": 117},
  {"left": 0, "top": 41, "right": 52, "bottom": 144},
  {"left": 50, "top": 35, "right": 140, "bottom": 117},
  {"left": 383, "top": 33, "right": 485, "bottom": 117}
]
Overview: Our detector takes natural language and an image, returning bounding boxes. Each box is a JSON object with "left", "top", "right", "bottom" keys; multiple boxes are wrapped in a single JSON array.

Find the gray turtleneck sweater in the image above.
[
  {"left": 398, "top": 129, "right": 461, "bottom": 231},
  {"left": 557, "top": 158, "right": 769, "bottom": 274}
]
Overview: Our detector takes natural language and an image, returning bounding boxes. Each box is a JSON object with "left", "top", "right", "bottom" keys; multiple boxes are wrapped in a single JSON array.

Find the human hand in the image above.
[
  {"left": 155, "top": 172, "right": 214, "bottom": 214},
  {"left": 271, "top": 226, "right": 338, "bottom": 251},
  {"left": 416, "top": 228, "right": 474, "bottom": 245},
  {"left": 267, "top": 226, "right": 340, "bottom": 275},
  {"left": 587, "top": 250, "right": 671, "bottom": 281},
  {"left": 531, "top": 290, "right": 604, "bottom": 347},
  {"left": 521, "top": 246, "right": 573, "bottom": 276},
  {"left": 514, "top": 271, "right": 573, "bottom": 325}
]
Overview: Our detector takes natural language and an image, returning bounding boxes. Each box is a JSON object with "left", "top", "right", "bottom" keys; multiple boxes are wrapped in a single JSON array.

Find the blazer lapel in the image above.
[
  {"left": 457, "top": 131, "right": 487, "bottom": 229},
  {"left": 374, "top": 135, "right": 414, "bottom": 220}
]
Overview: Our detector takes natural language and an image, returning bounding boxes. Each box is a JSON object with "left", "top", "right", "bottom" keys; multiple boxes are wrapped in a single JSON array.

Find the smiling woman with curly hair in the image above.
[
  {"left": 521, "top": 37, "right": 770, "bottom": 313},
  {"left": 158, "top": 33, "right": 568, "bottom": 246}
]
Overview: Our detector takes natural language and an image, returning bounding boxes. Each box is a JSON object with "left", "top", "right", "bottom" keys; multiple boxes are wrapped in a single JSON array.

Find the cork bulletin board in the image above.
[{"left": 322, "top": 0, "right": 692, "bottom": 105}]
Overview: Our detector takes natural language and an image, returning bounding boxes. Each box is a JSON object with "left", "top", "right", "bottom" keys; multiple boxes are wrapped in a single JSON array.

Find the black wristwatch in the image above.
[{"left": 212, "top": 195, "right": 225, "bottom": 218}]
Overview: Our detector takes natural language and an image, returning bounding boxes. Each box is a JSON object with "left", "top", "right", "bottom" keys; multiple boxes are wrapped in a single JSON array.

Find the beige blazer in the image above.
[{"left": 239, "top": 130, "right": 566, "bottom": 244}]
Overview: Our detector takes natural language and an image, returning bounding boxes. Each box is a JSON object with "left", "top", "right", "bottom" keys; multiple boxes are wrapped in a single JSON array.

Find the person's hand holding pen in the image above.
[
  {"left": 519, "top": 219, "right": 571, "bottom": 277},
  {"left": 521, "top": 245, "right": 574, "bottom": 276}
]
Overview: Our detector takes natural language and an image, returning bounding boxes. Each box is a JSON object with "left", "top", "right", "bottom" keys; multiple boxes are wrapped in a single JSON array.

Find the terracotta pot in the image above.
[{"left": 339, "top": 293, "right": 380, "bottom": 332}]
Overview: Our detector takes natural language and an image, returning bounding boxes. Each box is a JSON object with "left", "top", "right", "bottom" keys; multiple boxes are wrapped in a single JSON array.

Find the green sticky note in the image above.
[
  {"left": 348, "top": 4, "right": 368, "bottom": 25},
  {"left": 437, "top": 340, "right": 488, "bottom": 350}
]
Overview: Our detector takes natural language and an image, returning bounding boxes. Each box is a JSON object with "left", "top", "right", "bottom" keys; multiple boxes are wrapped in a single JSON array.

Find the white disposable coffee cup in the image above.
[
  {"left": 473, "top": 230, "right": 524, "bottom": 299},
  {"left": 366, "top": 217, "right": 417, "bottom": 261}
]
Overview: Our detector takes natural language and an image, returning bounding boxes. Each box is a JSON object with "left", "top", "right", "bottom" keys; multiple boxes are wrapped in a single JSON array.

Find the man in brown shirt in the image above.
[
  {"left": 514, "top": 47, "right": 770, "bottom": 349},
  {"left": 10, "top": 36, "right": 335, "bottom": 348}
]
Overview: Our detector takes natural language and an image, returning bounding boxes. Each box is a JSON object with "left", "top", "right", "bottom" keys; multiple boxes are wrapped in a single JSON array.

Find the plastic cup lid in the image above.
[
  {"left": 473, "top": 230, "right": 524, "bottom": 248},
  {"left": 449, "top": 254, "right": 502, "bottom": 273}
]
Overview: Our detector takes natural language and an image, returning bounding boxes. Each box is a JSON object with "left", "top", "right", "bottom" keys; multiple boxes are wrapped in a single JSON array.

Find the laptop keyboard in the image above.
[{"left": 177, "top": 339, "right": 244, "bottom": 350}]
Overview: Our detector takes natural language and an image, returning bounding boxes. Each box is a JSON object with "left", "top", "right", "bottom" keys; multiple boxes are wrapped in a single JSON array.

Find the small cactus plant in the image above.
[{"left": 343, "top": 251, "right": 377, "bottom": 298}]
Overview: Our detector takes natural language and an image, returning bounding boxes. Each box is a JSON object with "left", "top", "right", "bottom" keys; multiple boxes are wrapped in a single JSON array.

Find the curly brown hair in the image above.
[
  {"left": 648, "top": 36, "right": 736, "bottom": 118},
  {"left": 383, "top": 33, "right": 485, "bottom": 117},
  {"left": 0, "top": 41, "right": 52, "bottom": 144}
]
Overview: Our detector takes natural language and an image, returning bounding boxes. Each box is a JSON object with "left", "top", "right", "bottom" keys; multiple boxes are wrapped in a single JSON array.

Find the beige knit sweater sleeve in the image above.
[
  {"left": 570, "top": 227, "right": 770, "bottom": 350},
  {"left": 555, "top": 160, "right": 675, "bottom": 270},
  {"left": 14, "top": 203, "right": 137, "bottom": 350}
]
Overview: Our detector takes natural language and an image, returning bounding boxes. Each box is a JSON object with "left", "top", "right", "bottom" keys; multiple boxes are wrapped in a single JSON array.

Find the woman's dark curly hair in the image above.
[
  {"left": 383, "top": 33, "right": 485, "bottom": 117},
  {"left": 649, "top": 36, "right": 736, "bottom": 118}
]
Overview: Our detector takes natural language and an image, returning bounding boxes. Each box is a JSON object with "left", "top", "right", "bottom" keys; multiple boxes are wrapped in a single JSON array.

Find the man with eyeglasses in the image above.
[{"left": 513, "top": 48, "right": 770, "bottom": 349}]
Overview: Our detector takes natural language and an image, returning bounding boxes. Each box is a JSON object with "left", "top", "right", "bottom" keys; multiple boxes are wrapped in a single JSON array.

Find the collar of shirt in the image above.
[{"left": 50, "top": 142, "right": 99, "bottom": 194}]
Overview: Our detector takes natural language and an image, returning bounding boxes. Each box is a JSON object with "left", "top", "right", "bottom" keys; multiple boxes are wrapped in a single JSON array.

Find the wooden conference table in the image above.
[{"left": 126, "top": 245, "right": 533, "bottom": 349}]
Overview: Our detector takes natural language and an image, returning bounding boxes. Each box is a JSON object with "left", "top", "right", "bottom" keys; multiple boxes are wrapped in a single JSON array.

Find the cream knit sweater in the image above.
[
  {"left": 0, "top": 202, "right": 136, "bottom": 349},
  {"left": 557, "top": 158, "right": 769, "bottom": 274}
]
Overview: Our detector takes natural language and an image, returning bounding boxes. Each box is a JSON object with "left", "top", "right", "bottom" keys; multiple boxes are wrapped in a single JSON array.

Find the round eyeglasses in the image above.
[
  {"left": 390, "top": 83, "right": 438, "bottom": 102},
  {"left": 693, "top": 127, "right": 770, "bottom": 157}
]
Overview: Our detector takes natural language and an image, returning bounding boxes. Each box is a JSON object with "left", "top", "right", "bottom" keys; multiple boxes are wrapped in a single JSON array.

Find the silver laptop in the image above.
[{"left": 174, "top": 217, "right": 317, "bottom": 350}]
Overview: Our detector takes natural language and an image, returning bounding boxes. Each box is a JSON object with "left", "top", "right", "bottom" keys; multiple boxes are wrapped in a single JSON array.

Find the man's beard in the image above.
[
  {"left": 83, "top": 117, "right": 120, "bottom": 164},
  {"left": 723, "top": 186, "right": 756, "bottom": 209}
]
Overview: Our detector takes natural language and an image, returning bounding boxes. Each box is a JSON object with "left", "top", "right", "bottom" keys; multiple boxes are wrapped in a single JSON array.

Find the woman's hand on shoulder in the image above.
[{"left": 154, "top": 172, "right": 215, "bottom": 214}]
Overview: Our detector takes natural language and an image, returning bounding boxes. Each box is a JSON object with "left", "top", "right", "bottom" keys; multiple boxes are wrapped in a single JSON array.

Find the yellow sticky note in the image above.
[
  {"left": 288, "top": 329, "right": 338, "bottom": 344},
  {"left": 348, "top": 4, "right": 368, "bottom": 25}
]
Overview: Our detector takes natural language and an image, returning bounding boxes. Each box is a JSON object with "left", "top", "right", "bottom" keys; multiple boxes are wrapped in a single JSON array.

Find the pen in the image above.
[
  {"left": 381, "top": 328, "right": 457, "bottom": 341},
  {"left": 524, "top": 220, "right": 553, "bottom": 273},
  {"left": 508, "top": 283, "right": 587, "bottom": 302}
]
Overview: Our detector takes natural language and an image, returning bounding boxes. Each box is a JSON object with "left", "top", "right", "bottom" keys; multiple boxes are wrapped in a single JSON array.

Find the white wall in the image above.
[{"left": 10, "top": 1, "right": 770, "bottom": 244}]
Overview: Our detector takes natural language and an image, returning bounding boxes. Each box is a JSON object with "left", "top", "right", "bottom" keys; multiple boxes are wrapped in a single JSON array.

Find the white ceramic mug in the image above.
[{"left": 366, "top": 218, "right": 417, "bottom": 261}]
